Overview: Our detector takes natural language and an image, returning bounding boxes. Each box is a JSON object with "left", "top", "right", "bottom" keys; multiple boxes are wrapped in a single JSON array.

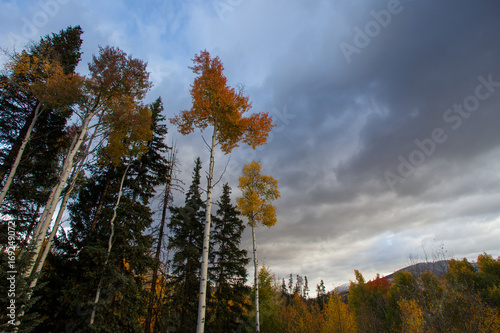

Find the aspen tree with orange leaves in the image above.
[
  {"left": 170, "top": 50, "right": 274, "bottom": 333},
  {"left": 237, "top": 161, "right": 280, "bottom": 333},
  {"left": 23, "top": 45, "right": 152, "bottom": 297},
  {"left": 0, "top": 41, "right": 82, "bottom": 207}
]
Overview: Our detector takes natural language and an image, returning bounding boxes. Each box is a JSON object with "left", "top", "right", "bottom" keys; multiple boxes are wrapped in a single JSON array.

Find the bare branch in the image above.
[
  {"left": 213, "top": 155, "right": 231, "bottom": 188},
  {"left": 201, "top": 134, "right": 212, "bottom": 151}
]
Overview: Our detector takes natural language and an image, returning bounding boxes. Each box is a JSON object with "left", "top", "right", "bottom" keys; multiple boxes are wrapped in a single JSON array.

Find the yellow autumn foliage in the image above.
[
  {"left": 6, "top": 47, "right": 83, "bottom": 108},
  {"left": 236, "top": 161, "right": 280, "bottom": 227},
  {"left": 398, "top": 298, "right": 425, "bottom": 333},
  {"left": 322, "top": 292, "right": 357, "bottom": 333}
]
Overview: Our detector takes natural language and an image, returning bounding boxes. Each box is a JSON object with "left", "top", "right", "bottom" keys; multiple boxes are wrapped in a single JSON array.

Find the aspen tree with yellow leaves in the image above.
[
  {"left": 321, "top": 292, "right": 357, "bottom": 333},
  {"left": 237, "top": 161, "right": 280, "bottom": 333}
]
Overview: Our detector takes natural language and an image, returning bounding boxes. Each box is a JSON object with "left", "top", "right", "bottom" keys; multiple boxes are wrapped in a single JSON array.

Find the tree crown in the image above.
[
  {"left": 236, "top": 161, "right": 280, "bottom": 227},
  {"left": 170, "top": 50, "right": 274, "bottom": 154}
]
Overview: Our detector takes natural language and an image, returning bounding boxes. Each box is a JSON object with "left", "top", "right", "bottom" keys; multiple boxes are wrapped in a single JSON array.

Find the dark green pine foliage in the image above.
[
  {"left": 207, "top": 183, "right": 250, "bottom": 333},
  {"left": 316, "top": 279, "right": 327, "bottom": 310},
  {"left": 166, "top": 158, "right": 205, "bottom": 332},
  {"left": 42, "top": 164, "right": 153, "bottom": 332},
  {"left": 128, "top": 97, "right": 170, "bottom": 205},
  {"left": 143, "top": 99, "right": 174, "bottom": 332},
  {"left": 35, "top": 98, "right": 169, "bottom": 332},
  {"left": 44, "top": 25, "right": 84, "bottom": 74},
  {"left": 0, "top": 26, "right": 83, "bottom": 245}
]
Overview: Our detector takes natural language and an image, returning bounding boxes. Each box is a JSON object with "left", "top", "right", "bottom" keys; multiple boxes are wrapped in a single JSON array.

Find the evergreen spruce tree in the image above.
[
  {"left": 281, "top": 278, "right": 287, "bottom": 296},
  {"left": 128, "top": 97, "right": 170, "bottom": 205},
  {"left": 166, "top": 158, "right": 205, "bottom": 332},
  {"left": 303, "top": 276, "right": 309, "bottom": 299},
  {"left": 43, "top": 163, "right": 154, "bottom": 332},
  {"left": 141, "top": 98, "right": 172, "bottom": 333},
  {"left": 33, "top": 97, "right": 169, "bottom": 332},
  {"left": 316, "top": 279, "right": 327, "bottom": 310},
  {"left": 207, "top": 183, "right": 250, "bottom": 333},
  {"left": 294, "top": 275, "right": 303, "bottom": 296}
]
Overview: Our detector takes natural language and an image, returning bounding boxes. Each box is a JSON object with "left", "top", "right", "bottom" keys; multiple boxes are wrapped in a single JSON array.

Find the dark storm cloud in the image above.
[{"left": 257, "top": 0, "right": 500, "bottom": 197}]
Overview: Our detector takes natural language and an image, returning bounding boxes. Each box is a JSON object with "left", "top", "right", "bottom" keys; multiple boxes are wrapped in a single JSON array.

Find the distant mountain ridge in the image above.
[
  {"left": 333, "top": 260, "right": 451, "bottom": 294},
  {"left": 384, "top": 259, "right": 449, "bottom": 282}
]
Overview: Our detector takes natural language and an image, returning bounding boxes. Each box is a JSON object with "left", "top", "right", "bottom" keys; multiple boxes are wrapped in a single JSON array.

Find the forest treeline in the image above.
[
  {"left": 1, "top": 26, "right": 500, "bottom": 332},
  {"left": 256, "top": 253, "right": 500, "bottom": 332}
]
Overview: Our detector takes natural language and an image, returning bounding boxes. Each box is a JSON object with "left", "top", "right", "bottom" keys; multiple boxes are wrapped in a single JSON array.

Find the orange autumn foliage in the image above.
[
  {"left": 170, "top": 50, "right": 274, "bottom": 154},
  {"left": 100, "top": 100, "right": 153, "bottom": 166},
  {"left": 366, "top": 274, "right": 391, "bottom": 295},
  {"left": 5, "top": 46, "right": 83, "bottom": 109}
]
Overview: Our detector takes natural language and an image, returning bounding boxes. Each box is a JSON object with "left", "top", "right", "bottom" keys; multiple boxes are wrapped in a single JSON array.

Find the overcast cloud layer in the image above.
[{"left": 2, "top": 0, "right": 500, "bottom": 289}]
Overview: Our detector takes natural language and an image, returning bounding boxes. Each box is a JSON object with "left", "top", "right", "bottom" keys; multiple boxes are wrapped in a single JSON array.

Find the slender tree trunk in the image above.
[
  {"left": 251, "top": 216, "right": 260, "bottom": 333},
  {"left": 16, "top": 109, "right": 89, "bottom": 328},
  {"left": 0, "top": 101, "right": 41, "bottom": 181},
  {"left": 196, "top": 123, "right": 217, "bottom": 333},
  {"left": 145, "top": 149, "right": 175, "bottom": 333},
  {"left": 90, "top": 164, "right": 129, "bottom": 325},
  {"left": 25, "top": 109, "right": 97, "bottom": 279},
  {"left": 0, "top": 102, "right": 42, "bottom": 206},
  {"left": 20, "top": 176, "right": 59, "bottom": 264},
  {"left": 17, "top": 127, "right": 97, "bottom": 326},
  {"left": 29, "top": 154, "right": 86, "bottom": 290}
]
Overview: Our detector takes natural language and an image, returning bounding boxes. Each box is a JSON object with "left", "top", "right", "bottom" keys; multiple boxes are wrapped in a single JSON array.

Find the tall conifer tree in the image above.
[
  {"left": 207, "top": 183, "right": 250, "bottom": 332},
  {"left": 167, "top": 158, "right": 205, "bottom": 332}
]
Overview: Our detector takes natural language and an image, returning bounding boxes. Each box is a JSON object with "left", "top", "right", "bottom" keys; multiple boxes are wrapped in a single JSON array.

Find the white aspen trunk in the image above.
[
  {"left": 90, "top": 164, "right": 129, "bottom": 325},
  {"left": 25, "top": 110, "right": 97, "bottom": 279},
  {"left": 22, "top": 175, "right": 60, "bottom": 278},
  {"left": 18, "top": 177, "right": 58, "bottom": 261},
  {"left": 29, "top": 184, "right": 70, "bottom": 289},
  {"left": 196, "top": 123, "right": 217, "bottom": 333},
  {"left": 17, "top": 111, "right": 98, "bottom": 327},
  {"left": 0, "top": 102, "right": 42, "bottom": 206},
  {"left": 26, "top": 116, "right": 80, "bottom": 249},
  {"left": 15, "top": 171, "right": 63, "bottom": 326},
  {"left": 252, "top": 216, "right": 260, "bottom": 333},
  {"left": 29, "top": 154, "right": 86, "bottom": 290}
]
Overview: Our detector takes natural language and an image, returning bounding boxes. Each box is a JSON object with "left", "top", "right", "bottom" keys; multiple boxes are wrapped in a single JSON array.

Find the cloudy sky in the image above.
[{"left": 2, "top": 0, "right": 500, "bottom": 290}]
